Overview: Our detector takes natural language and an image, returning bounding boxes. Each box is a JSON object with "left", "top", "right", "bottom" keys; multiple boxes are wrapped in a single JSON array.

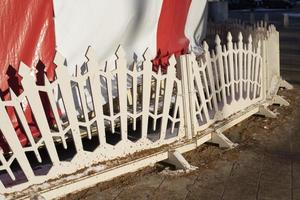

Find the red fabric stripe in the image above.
[
  {"left": 154, "top": 0, "right": 192, "bottom": 71},
  {"left": 0, "top": 0, "right": 56, "bottom": 151}
]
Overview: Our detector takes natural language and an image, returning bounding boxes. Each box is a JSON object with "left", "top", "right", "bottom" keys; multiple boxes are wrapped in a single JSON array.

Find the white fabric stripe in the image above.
[
  {"left": 53, "top": 0, "right": 163, "bottom": 72},
  {"left": 52, "top": 0, "right": 208, "bottom": 108},
  {"left": 185, "top": 0, "right": 208, "bottom": 55}
]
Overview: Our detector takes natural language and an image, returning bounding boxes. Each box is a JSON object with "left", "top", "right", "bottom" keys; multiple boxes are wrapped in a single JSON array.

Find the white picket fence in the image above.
[
  {"left": 0, "top": 24, "right": 290, "bottom": 197},
  {"left": 181, "top": 33, "right": 263, "bottom": 134}
]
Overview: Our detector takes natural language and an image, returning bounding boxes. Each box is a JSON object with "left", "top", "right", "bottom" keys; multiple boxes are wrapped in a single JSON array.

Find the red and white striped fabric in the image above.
[
  {"left": 54, "top": 0, "right": 208, "bottom": 72},
  {"left": 0, "top": 0, "right": 208, "bottom": 150}
]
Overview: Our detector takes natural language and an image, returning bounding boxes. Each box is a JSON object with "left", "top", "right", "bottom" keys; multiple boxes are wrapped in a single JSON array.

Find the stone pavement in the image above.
[{"left": 64, "top": 86, "right": 300, "bottom": 200}]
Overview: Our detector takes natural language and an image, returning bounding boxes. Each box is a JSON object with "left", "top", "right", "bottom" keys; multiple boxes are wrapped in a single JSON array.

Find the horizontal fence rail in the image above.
[{"left": 0, "top": 23, "right": 289, "bottom": 197}]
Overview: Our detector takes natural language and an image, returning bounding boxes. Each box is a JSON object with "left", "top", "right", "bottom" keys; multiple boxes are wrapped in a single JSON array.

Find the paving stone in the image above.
[
  {"left": 292, "top": 188, "right": 300, "bottom": 200},
  {"left": 229, "top": 163, "right": 261, "bottom": 185},
  {"left": 193, "top": 161, "right": 232, "bottom": 191},
  {"left": 222, "top": 182, "right": 257, "bottom": 200},
  {"left": 185, "top": 187, "right": 222, "bottom": 200},
  {"left": 236, "top": 151, "right": 263, "bottom": 168},
  {"left": 82, "top": 187, "right": 123, "bottom": 200},
  {"left": 152, "top": 176, "right": 196, "bottom": 200},
  {"left": 258, "top": 182, "right": 291, "bottom": 200},
  {"left": 292, "top": 160, "right": 300, "bottom": 188},
  {"left": 261, "top": 156, "right": 291, "bottom": 185},
  {"left": 115, "top": 174, "right": 164, "bottom": 200},
  {"left": 260, "top": 157, "right": 291, "bottom": 186}
]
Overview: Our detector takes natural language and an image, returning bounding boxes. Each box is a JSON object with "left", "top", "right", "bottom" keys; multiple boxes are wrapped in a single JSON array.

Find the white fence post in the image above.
[
  {"left": 215, "top": 35, "right": 228, "bottom": 106},
  {"left": 261, "top": 35, "right": 268, "bottom": 100},
  {"left": 54, "top": 53, "right": 84, "bottom": 151},
  {"left": 116, "top": 46, "right": 128, "bottom": 142},
  {"left": 160, "top": 56, "right": 177, "bottom": 140},
  {"left": 178, "top": 55, "right": 193, "bottom": 139},
  {"left": 85, "top": 48, "right": 107, "bottom": 145},
  {"left": 141, "top": 50, "right": 153, "bottom": 139},
  {"left": 265, "top": 25, "right": 281, "bottom": 97},
  {"left": 227, "top": 32, "right": 236, "bottom": 102},
  {"left": 204, "top": 42, "right": 220, "bottom": 113},
  {"left": 238, "top": 32, "right": 244, "bottom": 101},
  {"left": 246, "top": 35, "right": 253, "bottom": 98}
]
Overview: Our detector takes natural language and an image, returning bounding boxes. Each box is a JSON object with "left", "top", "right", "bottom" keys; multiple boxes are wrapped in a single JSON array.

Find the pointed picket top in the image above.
[
  {"left": 157, "top": 66, "right": 163, "bottom": 77},
  {"left": 85, "top": 46, "right": 99, "bottom": 72},
  {"left": 215, "top": 34, "right": 221, "bottom": 45},
  {"left": 260, "top": 20, "right": 264, "bottom": 28},
  {"left": 256, "top": 40, "right": 261, "bottom": 55},
  {"left": 143, "top": 48, "right": 151, "bottom": 61},
  {"left": 44, "top": 75, "right": 51, "bottom": 87},
  {"left": 227, "top": 32, "right": 233, "bottom": 42},
  {"left": 18, "top": 62, "right": 31, "bottom": 78},
  {"left": 203, "top": 41, "right": 209, "bottom": 52},
  {"left": 168, "top": 54, "right": 176, "bottom": 68},
  {"left": 199, "top": 59, "right": 205, "bottom": 68},
  {"left": 268, "top": 25, "right": 272, "bottom": 32},
  {"left": 248, "top": 34, "right": 253, "bottom": 44},
  {"left": 115, "top": 45, "right": 126, "bottom": 59},
  {"left": 54, "top": 52, "right": 71, "bottom": 79},
  {"left": 167, "top": 57, "right": 176, "bottom": 76},
  {"left": 115, "top": 45, "right": 127, "bottom": 75},
  {"left": 257, "top": 40, "right": 261, "bottom": 54},
  {"left": 189, "top": 51, "right": 196, "bottom": 61},
  {"left": 256, "top": 21, "right": 260, "bottom": 28},
  {"left": 271, "top": 24, "right": 276, "bottom": 32},
  {"left": 54, "top": 51, "right": 66, "bottom": 68},
  {"left": 268, "top": 24, "right": 275, "bottom": 33},
  {"left": 85, "top": 46, "right": 97, "bottom": 61},
  {"left": 238, "top": 32, "right": 243, "bottom": 42}
]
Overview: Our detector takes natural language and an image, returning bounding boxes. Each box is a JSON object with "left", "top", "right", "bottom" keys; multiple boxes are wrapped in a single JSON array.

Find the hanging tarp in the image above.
[{"left": 53, "top": 0, "right": 208, "bottom": 71}]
